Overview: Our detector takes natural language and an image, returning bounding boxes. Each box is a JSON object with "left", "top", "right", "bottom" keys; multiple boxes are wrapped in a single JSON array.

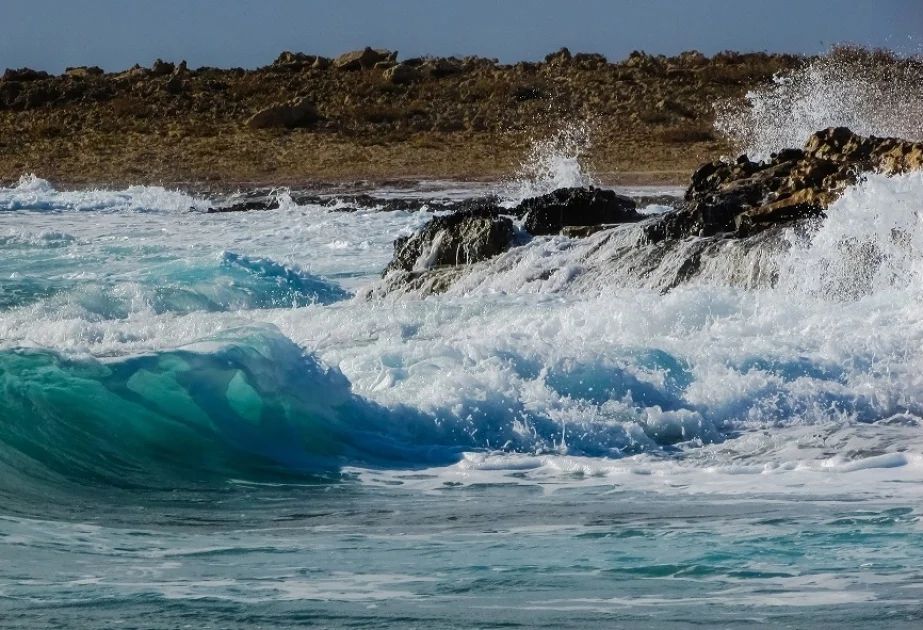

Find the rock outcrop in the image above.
[
  {"left": 645, "top": 127, "right": 923, "bottom": 242},
  {"left": 514, "top": 187, "right": 641, "bottom": 236},
  {"left": 374, "top": 127, "right": 923, "bottom": 298},
  {"left": 334, "top": 48, "right": 398, "bottom": 71},
  {"left": 385, "top": 206, "right": 515, "bottom": 275},
  {"left": 377, "top": 188, "right": 645, "bottom": 295}
]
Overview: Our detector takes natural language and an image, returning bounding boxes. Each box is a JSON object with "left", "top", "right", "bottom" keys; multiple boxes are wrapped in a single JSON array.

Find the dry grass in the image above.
[{"left": 0, "top": 48, "right": 841, "bottom": 185}]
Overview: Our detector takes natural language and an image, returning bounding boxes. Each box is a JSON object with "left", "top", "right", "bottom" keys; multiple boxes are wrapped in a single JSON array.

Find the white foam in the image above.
[
  {"left": 715, "top": 51, "right": 923, "bottom": 160},
  {"left": 4, "top": 174, "right": 923, "bottom": 496}
]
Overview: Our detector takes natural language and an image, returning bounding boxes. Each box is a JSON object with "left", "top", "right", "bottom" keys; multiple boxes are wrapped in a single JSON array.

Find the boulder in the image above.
[
  {"left": 335, "top": 48, "right": 398, "bottom": 71},
  {"left": 515, "top": 187, "right": 641, "bottom": 236},
  {"left": 272, "top": 52, "right": 331, "bottom": 71},
  {"left": 115, "top": 64, "right": 149, "bottom": 80},
  {"left": 246, "top": 96, "right": 319, "bottom": 129},
  {"left": 384, "top": 206, "right": 514, "bottom": 276},
  {"left": 646, "top": 127, "right": 923, "bottom": 241},
  {"left": 384, "top": 63, "right": 416, "bottom": 85}
]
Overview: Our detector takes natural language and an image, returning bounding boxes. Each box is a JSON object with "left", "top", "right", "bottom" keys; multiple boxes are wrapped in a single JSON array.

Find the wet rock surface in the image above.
[
  {"left": 385, "top": 206, "right": 515, "bottom": 274},
  {"left": 646, "top": 127, "right": 923, "bottom": 241},
  {"left": 374, "top": 127, "right": 923, "bottom": 297},
  {"left": 514, "top": 187, "right": 641, "bottom": 236}
]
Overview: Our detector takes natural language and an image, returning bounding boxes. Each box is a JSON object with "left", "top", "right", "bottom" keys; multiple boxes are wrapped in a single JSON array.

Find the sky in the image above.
[{"left": 1, "top": 0, "right": 920, "bottom": 73}]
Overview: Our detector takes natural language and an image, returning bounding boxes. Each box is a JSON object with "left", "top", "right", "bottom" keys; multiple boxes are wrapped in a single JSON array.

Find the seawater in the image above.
[{"left": 1, "top": 172, "right": 923, "bottom": 629}]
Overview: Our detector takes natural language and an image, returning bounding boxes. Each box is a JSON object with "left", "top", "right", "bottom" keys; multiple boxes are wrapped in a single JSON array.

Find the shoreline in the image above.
[{"left": 0, "top": 169, "right": 693, "bottom": 195}]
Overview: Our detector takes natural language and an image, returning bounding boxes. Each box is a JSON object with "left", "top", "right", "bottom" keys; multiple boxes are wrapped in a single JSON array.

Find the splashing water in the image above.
[
  {"left": 776, "top": 171, "right": 923, "bottom": 301},
  {"left": 715, "top": 48, "right": 923, "bottom": 160},
  {"left": 4, "top": 125, "right": 923, "bottom": 627},
  {"left": 499, "top": 122, "right": 597, "bottom": 203}
]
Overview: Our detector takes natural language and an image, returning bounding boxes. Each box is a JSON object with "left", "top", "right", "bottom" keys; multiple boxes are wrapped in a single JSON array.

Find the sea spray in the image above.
[
  {"left": 499, "top": 121, "right": 598, "bottom": 203},
  {"left": 715, "top": 46, "right": 923, "bottom": 160}
]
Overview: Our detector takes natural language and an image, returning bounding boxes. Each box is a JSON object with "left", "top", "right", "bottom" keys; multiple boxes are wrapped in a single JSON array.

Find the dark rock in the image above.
[
  {"left": 247, "top": 96, "right": 319, "bottom": 129},
  {"left": 513, "top": 86, "right": 546, "bottom": 102},
  {"left": 2, "top": 68, "right": 49, "bottom": 82},
  {"left": 384, "top": 206, "right": 514, "bottom": 276},
  {"left": 206, "top": 198, "right": 280, "bottom": 213},
  {"left": 544, "top": 48, "right": 573, "bottom": 65},
  {"left": 514, "top": 187, "right": 641, "bottom": 236},
  {"left": 150, "top": 59, "right": 175, "bottom": 77},
  {"left": 572, "top": 53, "right": 608, "bottom": 68},
  {"left": 324, "top": 194, "right": 500, "bottom": 214}
]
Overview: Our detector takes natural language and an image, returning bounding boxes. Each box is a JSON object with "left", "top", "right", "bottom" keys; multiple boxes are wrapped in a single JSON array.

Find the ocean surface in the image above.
[{"left": 1, "top": 155, "right": 923, "bottom": 629}]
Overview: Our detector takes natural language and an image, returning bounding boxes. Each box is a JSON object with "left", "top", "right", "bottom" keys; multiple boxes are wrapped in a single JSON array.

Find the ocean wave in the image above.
[
  {"left": 0, "top": 327, "right": 451, "bottom": 491},
  {"left": 2, "top": 315, "right": 921, "bottom": 499},
  {"left": 0, "top": 325, "right": 739, "bottom": 493},
  {"left": 0, "top": 174, "right": 211, "bottom": 213},
  {"left": 0, "top": 251, "right": 351, "bottom": 316}
]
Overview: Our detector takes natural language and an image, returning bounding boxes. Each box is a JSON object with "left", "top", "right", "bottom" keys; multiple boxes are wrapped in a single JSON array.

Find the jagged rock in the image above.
[
  {"left": 2, "top": 68, "right": 49, "bottom": 82},
  {"left": 115, "top": 64, "right": 149, "bottom": 80},
  {"left": 164, "top": 64, "right": 188, "bottom": 94},
  {"left": 150, "top": 59, "right": 175, "bottom": 77},
  {"left": 384, "top": 63, "right": 416, "bottom": 85},
  {"left": 646, "top": 127, "right": 923, "bottom": 241},
  {"left": 246, "top": 96, "right": 319, "bottom": 129},
  {"left": 384, "top": 206, "right": 514, "bottom": 276},
  {"left": 515, "top": 187, "right": 641, "bottom": 236},
  {"left": 335, "top": 48, "right": 398, "bottom": 71},
  {"left": 544, "top": 48, "right": 572, "bottom": 65},
  {"left": 573, "top": 53, "right": 608, "bottom": 68},
  {"left": 274, "top": 52, "right": 317, "bottom": 68}
]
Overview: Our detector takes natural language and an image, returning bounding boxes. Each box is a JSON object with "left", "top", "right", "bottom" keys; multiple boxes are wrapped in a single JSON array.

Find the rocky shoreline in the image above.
[{"left": 366, "top": 128, "right": 923, "bottom": 297}]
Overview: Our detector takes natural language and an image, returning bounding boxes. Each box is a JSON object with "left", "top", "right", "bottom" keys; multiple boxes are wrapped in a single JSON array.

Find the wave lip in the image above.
[{"left": 0, "top": 326, "right": 377, "bottom": 488}]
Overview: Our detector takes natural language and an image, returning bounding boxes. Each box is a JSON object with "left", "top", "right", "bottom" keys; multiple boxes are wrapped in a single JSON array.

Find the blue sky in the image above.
[{"left": 2, "top": 0, "right": 920, "bottom": 72}]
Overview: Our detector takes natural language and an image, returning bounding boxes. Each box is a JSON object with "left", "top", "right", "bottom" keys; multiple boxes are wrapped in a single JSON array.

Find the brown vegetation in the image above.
[{"left": 0, "top": 48, "right": 811, "bottom": 186}]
